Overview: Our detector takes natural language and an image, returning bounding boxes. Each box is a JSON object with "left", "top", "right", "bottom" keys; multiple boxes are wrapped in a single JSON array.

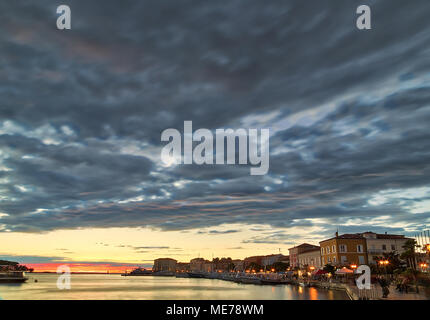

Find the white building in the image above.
[
  {"left": 297, "top": 248, "right": 321, "bottom": 269},
  {"left": 261, "top": 254, "right": 285, "bottom": 267},
  {"left": 362, "top": 232, "right": 411, "bottom": 264}
]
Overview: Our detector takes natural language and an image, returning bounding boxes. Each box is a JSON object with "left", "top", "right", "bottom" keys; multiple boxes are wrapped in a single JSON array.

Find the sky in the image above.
[{"left": 1, "top": 0, "right": 430, "bottom": 272}]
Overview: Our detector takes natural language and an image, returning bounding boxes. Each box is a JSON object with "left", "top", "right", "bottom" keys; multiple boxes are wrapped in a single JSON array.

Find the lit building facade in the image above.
[{"left": 153, "top": 258, "right": 177, "bottom": 272}]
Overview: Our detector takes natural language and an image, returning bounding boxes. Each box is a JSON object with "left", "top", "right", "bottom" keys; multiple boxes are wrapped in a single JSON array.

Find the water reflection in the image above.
[
  {"left": 0, "top": 274, "right": 349, "bottom": 300},
  {"left": 309, "top": 287, "right": 318, "bottom": 300}
]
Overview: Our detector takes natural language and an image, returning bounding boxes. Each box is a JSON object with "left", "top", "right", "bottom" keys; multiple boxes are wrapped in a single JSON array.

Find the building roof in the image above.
[
  {"left": 154, "top": 258, "right": 177, "bottom": 261},
  {"left": 288, "top": 243, "right": 319, "bottom": 250},
  {"left": 320, "top": 231, "right": 409, "bottom": 243},
  {"left": 375, "top": 234, "right": 407, "bottom": 240}
]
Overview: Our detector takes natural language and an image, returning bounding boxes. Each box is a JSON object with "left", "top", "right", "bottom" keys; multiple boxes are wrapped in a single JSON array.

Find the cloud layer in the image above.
[{"left": 1, "top": 0, "right": 430, "bottom": 242}]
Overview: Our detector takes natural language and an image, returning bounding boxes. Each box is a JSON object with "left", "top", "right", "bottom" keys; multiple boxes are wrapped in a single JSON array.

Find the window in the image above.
[
  {"left": 357, "top": 244, "right": 363, "bottom": 253},
  {"left": 326, "top": 246, "right": 330, "bottom": 254},
  {"left": 339, "top": 244, "right": 347, "bottom": 252},
  {"left": 391, "top": 244, "right": 396, "bottom": 251},
  {"left": 333, "top": 257, "right": 337, "bottom": 263},
  {"left": 341, "top": 256, "right": 347, "bottom": 263},
  {"left": 321, "top": 248, "right": 324, "bottom": 255},
  {"left": 322, "top": 257, "right": 325, "bottom": 264},
  {"left": 328, "top": 257, "right": 331, "bottom": 263},
  {"left": 359, "top": 256, "right": 365, "bottom": 264},
  {"left": 332, "top": 245, "right": 336, "bottom": 253},
  {"left": 382, "top": 244, "right": 387, "bottom": 251}
]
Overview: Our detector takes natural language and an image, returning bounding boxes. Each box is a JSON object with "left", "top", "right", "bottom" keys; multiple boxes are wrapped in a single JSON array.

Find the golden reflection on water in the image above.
[{"left": 309, "top": 287, "right": 318, "bottom": 300}]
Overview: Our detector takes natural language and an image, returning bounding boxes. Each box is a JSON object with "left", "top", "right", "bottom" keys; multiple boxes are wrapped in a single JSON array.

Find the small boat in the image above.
[
  {"left": 153, "top": 271, "right": 175, "bottom": 276},
  {"left": 121, "top": 267, "right": 153, "bottom": 276},
  {"left": 0, "top": 271, "right": 28, "bottom": 283}
]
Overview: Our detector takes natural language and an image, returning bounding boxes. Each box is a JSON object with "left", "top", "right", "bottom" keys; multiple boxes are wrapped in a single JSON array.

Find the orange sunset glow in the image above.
[{"left": 25, "top": 263, "right": 144, "bottom": 273}]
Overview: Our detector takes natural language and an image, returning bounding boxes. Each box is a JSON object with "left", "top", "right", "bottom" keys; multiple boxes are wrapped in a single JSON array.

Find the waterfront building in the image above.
[
  {"left": 320, "top": 233, "right": 368, "bottom": 266},
  {"left": 176, "top": 262, "right": 190, "bottom": 272},
  {"left": 212, "top": 257, "right": 234, "bottom": 271},
  {"left": 243, "top": 255, "right": 264, "bottom": 269},
  {"left": 153, "top": 258, "right": 177, "bottom": 272},
  {"left": 261, "top": 254, "right": 286, "bottom": 267},
  {"left": 190, "top": 258, "right": 214, "bottom": 272},
  {"left": 297, "top": 248, "right": 321, "bottom": 269},
  {"left": 288, "top": 243, "right": 320, "bottom": 268},
  {"left": 279, "top": 255, "right": 290, "bottom": 266},
  {"left": 362, "top": 231, "right": 411, "bottom": 264}
]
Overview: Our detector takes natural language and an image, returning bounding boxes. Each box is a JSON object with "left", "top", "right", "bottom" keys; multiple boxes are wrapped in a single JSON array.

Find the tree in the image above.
[
  {"left": 268, "top": 262, "right": 289, "bottom": 272},
  {"left": 375, "top": 252, "right": 402, "bottom": 274},
  {"left": 323, "top": 264, "right": 336, "bottom": 275},
  {"left": 247, "top": 262, "right": 263, "bottom": 272},
  {"left": 401, "top": 239, "right": 419, "bottom": 269}
]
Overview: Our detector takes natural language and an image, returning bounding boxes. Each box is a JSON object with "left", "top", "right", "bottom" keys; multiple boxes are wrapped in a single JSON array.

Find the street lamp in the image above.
[
  {"left": 378, "top": 260, "right": 389, "bottom": 276},
  {"left": 350, "top": 264, "right": 357, "bottom": 270}
]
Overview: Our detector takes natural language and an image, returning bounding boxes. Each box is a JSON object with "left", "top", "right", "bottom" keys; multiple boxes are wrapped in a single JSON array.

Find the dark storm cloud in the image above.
[{"left": 0, "top": 0, "right": 430, "bottom": 241}]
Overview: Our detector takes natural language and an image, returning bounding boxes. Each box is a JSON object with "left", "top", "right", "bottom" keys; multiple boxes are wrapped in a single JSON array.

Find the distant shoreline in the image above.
[{"left": 30, "top": 271, "right": 122, "bottom": 275}]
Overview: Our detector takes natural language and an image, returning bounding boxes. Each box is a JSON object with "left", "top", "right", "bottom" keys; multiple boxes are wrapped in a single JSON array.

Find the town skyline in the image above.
[{"left": 3, "top": 228, "right": 426, "bottom": 273}]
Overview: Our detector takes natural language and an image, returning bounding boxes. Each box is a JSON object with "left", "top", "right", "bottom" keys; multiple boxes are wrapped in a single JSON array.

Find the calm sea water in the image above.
[{"left": 0, "top": 273, "right": 349, "bottom": 300}]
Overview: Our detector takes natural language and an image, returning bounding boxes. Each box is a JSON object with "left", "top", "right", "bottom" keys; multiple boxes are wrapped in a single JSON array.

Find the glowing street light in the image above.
[
  {"left": 309, "top": 266, "right": 315, "bottom": 271},
  {"left": 378, "top": 260, "right": 389, "bottom": 265},
  {"left": 271, "top": 268, "right": 275, "bottom": 272},
  {"left": 350, "top": 264, "right": 357, "bottom": 269}
]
